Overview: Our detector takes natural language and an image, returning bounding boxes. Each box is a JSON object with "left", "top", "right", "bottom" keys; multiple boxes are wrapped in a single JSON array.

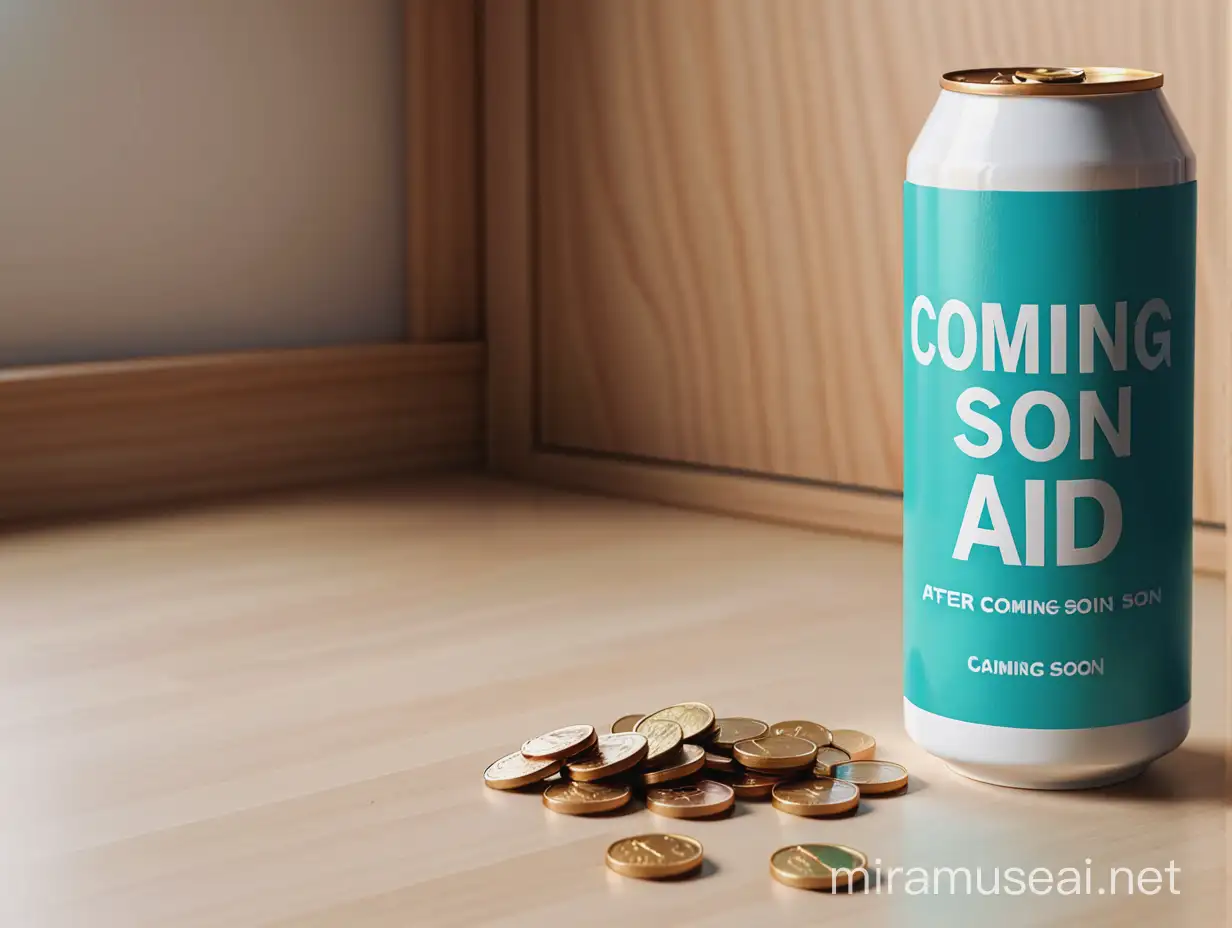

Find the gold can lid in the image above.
[{"left": 941, "top": 66, "right": 1163, "bottom": 96}]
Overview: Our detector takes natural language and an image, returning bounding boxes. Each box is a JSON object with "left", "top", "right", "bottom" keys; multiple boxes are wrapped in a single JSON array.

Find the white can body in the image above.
[
  {"left": 904, "top": 82, "right": 1195, "bottom": 790},
  {"left": 907, "top": 89, "right": 1194, "bottom": 193}
]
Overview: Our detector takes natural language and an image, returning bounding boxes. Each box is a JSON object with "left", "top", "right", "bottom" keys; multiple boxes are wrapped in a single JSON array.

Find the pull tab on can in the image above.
[
  {"left": 940, "top": 67, "right": 1161, "bottom": 96},
  {"left": 1014, "top": 67, "right": 1086, "bottom": 84}
]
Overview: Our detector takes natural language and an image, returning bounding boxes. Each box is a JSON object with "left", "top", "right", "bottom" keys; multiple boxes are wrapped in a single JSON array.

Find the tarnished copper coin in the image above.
[
  {"left": 832, "top": 760, "right": 908, "bottom": 795},
  {"left": 770, "top": 844, "right": 869, "bottom": 891},
  {"left": 641, "top": 743, "right": 705, "bottom": 785},
  {"left": 771, "top": 777, "right": 860, "bottom": 817},
  {"left": 704, "top": 751, "right": 736, "bottom": 774},
  {"left": 542, "top": 780, "right": 633, "bottom": 815},
  {"left": 611, "top": 714, "right": 645, "bottom": 734},
  {"left": 483, "top": 751, "right": 562, "bottom": 790},
  {"left": 637, "top": 703, "right": 716, "bottom": 744},
  {"left": 605, "top": 834, "right": 704, "bottom": 880},
  {"left": 727, "top": 769, "right": 784, "bottom": 799},
  {"left": 708, "top": 717, "right": 769, "bottom": 755},
  {"left": 733, "top": 735, "right": 818, "bottom": 772},
  {"left": 768, "top": 720, "right": 833, "bottom": 748},
  {"left": 830, "top": 729, "right": 876, "bottom": 761},
  {"left": 567, "top": 733, "right": 649, "bottom": 782},
  {"left": 635, "top": 718, "right": 684, "bottom": 766},
  {"left": 521, "top": 725, "right": 598, "bottom": 761},
  {"left": 645, "top": 779, "right": 735, "bottom": 819},
  {"left": 813, "top": 745, "right": 852, "bottom": 777}
]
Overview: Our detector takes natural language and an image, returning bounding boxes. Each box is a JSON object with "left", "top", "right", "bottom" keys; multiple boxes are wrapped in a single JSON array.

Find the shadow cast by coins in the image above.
[
  {"left": 862, "top": 784, "right": 912, "bottom": 800},
  {"left": 772, "top": 874, "right": 877, "bottom": 895},
  {"left": 898, "top": 773, "right": 928, "bottom": 796},
  {"left": 846, "top": 869, "right": 878, "bottom": 894},
  {"left": 661, "top": 859, "right": 720, "bottom": 882},
  {"left": 827, "top": 803, "right": 868, "bottom": 820}
]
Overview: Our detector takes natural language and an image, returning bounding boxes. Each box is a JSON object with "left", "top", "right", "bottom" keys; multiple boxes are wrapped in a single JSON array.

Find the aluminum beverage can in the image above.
[{"left": 902, "top": 67, "right": 1196, "bottom": 789}]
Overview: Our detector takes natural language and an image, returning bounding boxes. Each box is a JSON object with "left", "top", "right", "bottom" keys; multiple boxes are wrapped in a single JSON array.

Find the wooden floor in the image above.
[{"left": 0, "top": 476, "right": 1224, "bottom": 927}]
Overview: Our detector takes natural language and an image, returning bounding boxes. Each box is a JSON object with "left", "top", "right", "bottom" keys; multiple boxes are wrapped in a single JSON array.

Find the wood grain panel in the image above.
[
  {"left": 407, "top": 0, "right": 480, "bottom": 339},
  {"left": 534, "top": 0, "right": 1228, "bottom": 523},
  {"left": 0, "top": 343, "right": 483, "bottom": 524},
  {"left": 485, "top": 0, "right": 535, "bottom": 470}
]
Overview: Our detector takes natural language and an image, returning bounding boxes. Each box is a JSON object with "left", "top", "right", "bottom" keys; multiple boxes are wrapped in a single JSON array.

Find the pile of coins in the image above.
[{"left": 483, "top": 701, "right": 910, "bottom": 890}]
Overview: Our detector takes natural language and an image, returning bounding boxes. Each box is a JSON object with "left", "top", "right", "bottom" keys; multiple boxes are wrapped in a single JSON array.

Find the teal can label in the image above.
[{"left": 903, "top": 182, "right": 1195, "bottom": 730}]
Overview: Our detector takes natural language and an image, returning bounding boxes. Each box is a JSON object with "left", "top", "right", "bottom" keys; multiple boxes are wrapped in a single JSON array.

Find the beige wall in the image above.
[{"left": 0, "top": 0, "right": 406, "bottom": 367}]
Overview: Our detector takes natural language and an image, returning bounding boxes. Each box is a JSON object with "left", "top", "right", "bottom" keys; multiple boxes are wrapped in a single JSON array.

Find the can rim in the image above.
[{"left": 941, "top": 67, "right": 1163, "bottom": 96}]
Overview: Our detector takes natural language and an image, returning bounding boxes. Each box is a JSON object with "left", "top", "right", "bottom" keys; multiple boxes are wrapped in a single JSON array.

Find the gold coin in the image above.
[
  {"left": 733, "top": 734, "right": 818, "bottom": 772},
  {"left": 728, "top": 769, "right": 787, "bottom": 799},
  {"left": 704, "top": 751, "right": 736, "bottom": 774},
  {"left": 542, "top": 780, "right": 633, "bottom": 815},
  {"left": 708, "top": 717, "right": 769, "bottom": 754},
  {"left": 768, "top": 720, "right": 833, "bottom": 748},
  {"left": 830, "top": 729, "right": 876, "bottom": 761},
  {"left": 770, "top": 844, "right": 869, "bottom": 891},
  {"left": 637, "top": 702, "right": 716, "bottom": 744},
  {"left": 813, "top": 745, "right": 851, "bottom": 776},
  {"left": 645, "top": 779, "right": 735, "bottom": 819},
  {"left": 831, "top": 760, "right": 908, "bottom": 795},
  {"left": 567, "top": 733, "right": 649, "bottom": 782},
  {"left": 641, "top": 743, "right": 706, "bottom": 785},
  {"left": 635, "top": 718, "right": 684, "bottom": 765},
  {"left": 771, "top": 777, "right": 860, "bottom": 817},
  {"left": 521, "top": 725, "right": 598, "bottom": 761},
  {"left": 605, "top": 834, "right": 704, "bottom": 880},
  {"left": 611, "top": 714, "right": 644, "bottom": 734},
  {"left": 483, "top": 751, "right": 563, "bottom": 790}
]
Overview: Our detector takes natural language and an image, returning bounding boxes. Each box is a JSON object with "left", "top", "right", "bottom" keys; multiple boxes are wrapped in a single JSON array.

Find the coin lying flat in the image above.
[
  {"left": 709, "top": 717, "right": 769, "bottom": 755},
  {"left": 641, "top": 743, "right": 706, "bottom": 785},
  {"left": 611, "top": 714, "right": 644, "bottom": 734},
  {"left": 832, "top": 760, "right": 908, "bottom": 795},
  {"left": 636, "top": 718, "right": 684, "bottom": 766},
  {"left": 733, "top": 735, "right": 818, "bottom": 772},
  {"left": 813, "top": 745, "right": 852, "bottom": 776},
  {"left": 605, "top": 834, "right": 704, "bottom": 880},
  {"left": 542, "top": 780, "right": 633, "bottom": 815},
  {"left": 645, "top": 780, "right": 735, "bottom": 819},
  {"left": 771, "top": 777, "right": 860, "bottom": 817},
  {"left": 769, "top": 720, "right": 833, "bottom": 749},
  {"left": 830, "top": 729, "right": 876, "bottom": 761},
  {"left": 521, "top": 725, "right": 598, "bottom": 761},
  {"left": 770, "top": 844, "right": 869, "bottom": 891},
  {"left": 638, "top": 703, "right": 716, "bottom": 744},
  {"left": 483, "top": 751, "right": 563, "bottom": 790},
  {"left": 727, "top": 769, "right": 787, "bottom": 799},
  {"left": 704, "top": 752, "right": 736, "bottom": 774},
  {"left": 567, "top": 733, "right": 649, "bottom": 782}
]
